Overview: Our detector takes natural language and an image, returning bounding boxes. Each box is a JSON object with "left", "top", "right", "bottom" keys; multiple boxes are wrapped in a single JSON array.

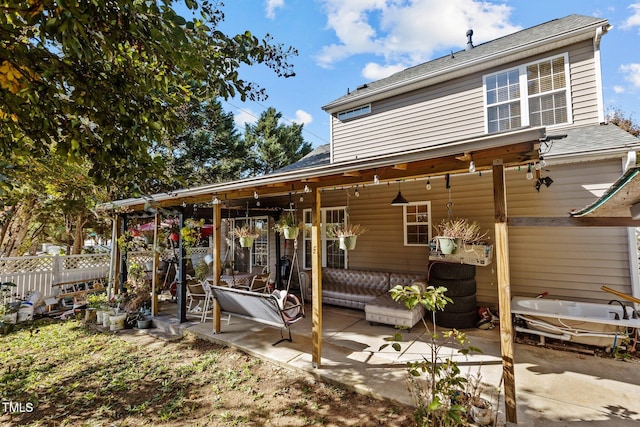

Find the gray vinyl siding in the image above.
[
  {"left": 331, "top": 40, "right": 601, "bottom": 163},
  {"left": 309, "top": 159, "right": 631, "bottom": 306}
]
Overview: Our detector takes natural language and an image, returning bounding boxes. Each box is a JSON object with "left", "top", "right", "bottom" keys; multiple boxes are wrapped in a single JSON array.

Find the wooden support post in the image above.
[
  {"left": 311, "top": 188, "right": 323, "bottom": 368},
  {"left": 493, "top": 160, "right": 517, "bottom": 424}
]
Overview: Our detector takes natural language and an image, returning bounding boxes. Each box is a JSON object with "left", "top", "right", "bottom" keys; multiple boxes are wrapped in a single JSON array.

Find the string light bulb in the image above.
[
  {"left": 253, "top": 190, "right": 259, "bottom": 199},
  {"left": 373, "top": 174, "right": 380, "bottom": 185},
  {"left": 212, "top": 196, "right": 220, "bottom": 205},
  {"left": 539, "top": 156, "right": 546, "bottom": 168},
  {"left": 469, "top": 160, "right": 476, "bottom": 173},
  {"left": 303, "top": 184, "right": 311, "bottom": 193},
  {"left": 526, "top": 164, "right": 534, "bottom": 180},
  {"left": 426, "top": 177, "right": 431, "bottom": 190}
]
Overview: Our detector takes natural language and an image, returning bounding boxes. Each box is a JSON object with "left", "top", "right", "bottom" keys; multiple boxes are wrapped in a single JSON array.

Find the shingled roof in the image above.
[
  {"left": 280, "top": 124, "right": 640, "bottom": 173},
  {"left": 323, "top": 14, "right": 608, "bottom": 111}
]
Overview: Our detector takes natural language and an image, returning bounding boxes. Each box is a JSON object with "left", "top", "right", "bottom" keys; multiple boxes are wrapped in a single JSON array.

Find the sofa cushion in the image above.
[{"left": 323, "top": 268, "right": 389, "bottom": 293}]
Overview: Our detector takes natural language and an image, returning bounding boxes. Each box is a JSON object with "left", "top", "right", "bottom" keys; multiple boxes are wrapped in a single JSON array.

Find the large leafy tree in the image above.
[
  {"left": 244, "top": 107, "right": 312, "bottom": 175},
  {"left": 0, "top": 0, "right": 297, "bottom": 191}
]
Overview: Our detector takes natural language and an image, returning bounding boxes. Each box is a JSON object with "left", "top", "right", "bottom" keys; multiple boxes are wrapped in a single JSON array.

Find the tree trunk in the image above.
[
  {"left": 72, "top": 213, "right": 88, "bottom": 254},
  {"left": 3, "top": 198, "right": 36, "bottom": 257}
]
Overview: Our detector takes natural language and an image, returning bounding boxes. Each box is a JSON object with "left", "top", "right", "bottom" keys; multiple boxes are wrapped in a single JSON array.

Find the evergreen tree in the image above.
[{"left": 244, "top": 108, "right": 312, "bottom": 176}]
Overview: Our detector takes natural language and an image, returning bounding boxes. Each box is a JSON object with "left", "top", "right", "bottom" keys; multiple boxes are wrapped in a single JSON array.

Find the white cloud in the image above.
[
  {"left": 362, "top": 62, "right": 405, "bottom": 80},
  {"left": 292, "top": 110, "right": 313, "bottom": 125},
  {"left": 234, "top": 109, "right": 259, "bottom": 128},
  {"left": 314, "top": 0, "right": 521, "bottom": 72},
  {"left": 266, "top": 0, "right": 285, "bottom": 19},
  {"left": 620, "top": 63, "right": 640, "bottom": 88},
  {"left": 613, "top": 85, "right": 625, "bottom": 94},
  {"left": 621, "top": 3, "right": 640, "bottom": 30}
]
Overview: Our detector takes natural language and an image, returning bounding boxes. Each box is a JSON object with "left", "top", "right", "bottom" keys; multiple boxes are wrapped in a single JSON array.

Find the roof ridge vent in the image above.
[{"left": 466, "top": 29, "right": 474, "bottom": 50}]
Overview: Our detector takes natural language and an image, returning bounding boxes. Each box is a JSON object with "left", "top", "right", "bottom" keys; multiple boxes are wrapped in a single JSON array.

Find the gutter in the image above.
[{"left": 98, "top": 127, "right": 545, "bottom": 211}]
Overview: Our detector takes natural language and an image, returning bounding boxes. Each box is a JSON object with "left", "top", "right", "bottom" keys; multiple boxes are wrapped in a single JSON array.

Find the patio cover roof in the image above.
[
  {"left": 98, "top": 127, "right": 545, "bottom": 213},
  {"left": 570, "top": 166, "right": 640, "bottom": 218}
]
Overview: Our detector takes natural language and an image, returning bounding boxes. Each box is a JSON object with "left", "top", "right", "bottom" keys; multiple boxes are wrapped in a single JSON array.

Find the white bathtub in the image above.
[{"left": 511, "top": 296, "right": 640, "bottom": 348}]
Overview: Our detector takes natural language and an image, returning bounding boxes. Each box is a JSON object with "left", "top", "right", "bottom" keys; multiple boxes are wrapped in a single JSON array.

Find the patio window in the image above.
[
  {"left": 231, "top": 216, "right": 269, "bottom": 271},
  {"left": 303, "top": 207, "right": 347, "bottom": 269},
  {"left": 336, "top": 104, "right": 371, "bottom": 121},
  {"left": 484, "top": 53, "right": 570, "bottom": 133},
  {"left": 403, "top": 201, "right": 432, "bottom": 246}
]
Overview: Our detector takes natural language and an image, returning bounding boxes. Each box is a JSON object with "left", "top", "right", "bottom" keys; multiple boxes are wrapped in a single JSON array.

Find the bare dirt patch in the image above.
[{"left": 1, "top": 319, "right": 415, "bottom": 426}]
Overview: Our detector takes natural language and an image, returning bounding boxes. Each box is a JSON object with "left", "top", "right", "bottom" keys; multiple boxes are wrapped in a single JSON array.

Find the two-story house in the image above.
[
  {"left": 318, "top": 13, "right": 640, "bottom": 307},
  {"left": 103, "top": 14, "right": 640, "bottom": 382}
]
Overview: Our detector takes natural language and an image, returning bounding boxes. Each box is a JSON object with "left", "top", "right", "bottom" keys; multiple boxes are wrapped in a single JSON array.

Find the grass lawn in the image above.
[{"left": 0, "top": 318, "right": 415, "bottom": 426}]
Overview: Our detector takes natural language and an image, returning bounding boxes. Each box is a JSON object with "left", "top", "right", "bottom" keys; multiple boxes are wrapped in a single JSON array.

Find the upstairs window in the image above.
[
  {"left": 337, "top": 104, "right": 371, "bottom": 121},
  {"left": 484, "top": 54, "right": 570, "bottom": 133}
]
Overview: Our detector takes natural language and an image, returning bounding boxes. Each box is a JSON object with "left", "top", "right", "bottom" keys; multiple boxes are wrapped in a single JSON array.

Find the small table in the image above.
[
  {"left": 219, "top": 273, "right": 255, "bottom": 289},
  {"left": 365, "top": 293, "right": 425, "bottom": 329}
]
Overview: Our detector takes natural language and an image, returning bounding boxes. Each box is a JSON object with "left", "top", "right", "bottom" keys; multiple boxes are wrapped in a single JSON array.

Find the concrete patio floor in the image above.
[{"left": 152, "top": 300, "right": 640, "bottom": 426}]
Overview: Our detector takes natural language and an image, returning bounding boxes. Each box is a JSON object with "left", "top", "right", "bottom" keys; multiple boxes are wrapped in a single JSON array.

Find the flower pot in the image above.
[
  {"left": 470, "top": 401, "right": 493, "bottom": 425},
  {"left": 239, "top": 237, "right": 254, "bottom": 248},
  {"left": 102, "top": 311, "right": 112, "bottom": 327},
  {"left": 438, "top": 237, "right": 457, "bottom": 254},
  {"left": 109, "top": 313, "right": 127, "bottom": 331},
  {"left": 282, "top": 226, "right": 299, "bottom": 240},
  {"left": 2, "top": 312, "right": 17, "bottom": 325},
  {"left": 339, "top": 236, "right": 358, "bottom": 251},
  {"left": 85, "top": 308, "right": 97, "bottom": 323},
  {"left": 136, "top": 319, "right": 151, "bottom": 329}
]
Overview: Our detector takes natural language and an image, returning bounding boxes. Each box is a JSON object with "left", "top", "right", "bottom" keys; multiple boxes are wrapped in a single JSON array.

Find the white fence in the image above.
[{"left": 0, "top": 253, "right": 111, "bottom": 300}]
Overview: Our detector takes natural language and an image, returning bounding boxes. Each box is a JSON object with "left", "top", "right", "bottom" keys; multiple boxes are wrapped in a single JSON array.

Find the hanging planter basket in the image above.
[
  {"left": 239, "top": 237, "right": 254, "bottom": 248},
  {"left": 282, "top": 226, "right": 299, "bottom": 240},
  {"left": 437, "top": 237, "right": 457, "bottom": 254},
  {"left": 339, "top": 236, "right": 358, "bottom": 251}
]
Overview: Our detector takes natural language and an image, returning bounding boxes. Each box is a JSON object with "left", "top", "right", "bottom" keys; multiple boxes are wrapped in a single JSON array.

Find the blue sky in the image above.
[{"left": 198, "top": 1, "right": 640, "bottom": 148}]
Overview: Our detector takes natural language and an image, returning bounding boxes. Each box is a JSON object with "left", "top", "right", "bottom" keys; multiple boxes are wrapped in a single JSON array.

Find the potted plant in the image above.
[
  {"left": 86, "top": 292, "right": 108, "bottom": 324},
  {"left": 223, "top": 260, "right": 235, "bottom": 276},
  {"left": 327, "top": 223, "right": 368, "bottom": 250},
  {"left": 0, "top": 282, "right": 18, "bottom": 333},
  {"left": 433, "top": 218, "right": 487, "bottom": 254},
  {"left": 464, "top": 371, "right": 495, "bottom": 425},
  {"left": 274, "top": 212, "right": 303, "bottom": 240},
  {"left": 180, "top": 218, "right": 205, "bottom": 249},
  {"left": 232, "top": 225, "right": 261, "bottom": 248}
]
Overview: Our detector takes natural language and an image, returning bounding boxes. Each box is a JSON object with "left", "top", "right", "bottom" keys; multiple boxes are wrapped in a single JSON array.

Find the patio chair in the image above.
[
  {"left": 186, "top": 280, "right": 213, "bottom": 322},
  {"left": 249, "top": 271, "right": 270, "bottom": 293}
]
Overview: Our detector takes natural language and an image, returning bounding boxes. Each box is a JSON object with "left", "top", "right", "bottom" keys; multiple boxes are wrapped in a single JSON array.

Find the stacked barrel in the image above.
[{"left": 429, "top": 263, "right": 478, "bottom": 329}]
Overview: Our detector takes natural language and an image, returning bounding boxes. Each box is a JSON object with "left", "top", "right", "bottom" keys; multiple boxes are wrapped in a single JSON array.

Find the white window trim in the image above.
[
  {"left": 483, "top": 53, "right": 572, "bottom": 134},
  {"left": 303, "top": 207, "right": 348, "bottom": 269},
  {"left": 403, "top": 201, "right": 432, "bottom": 247}
]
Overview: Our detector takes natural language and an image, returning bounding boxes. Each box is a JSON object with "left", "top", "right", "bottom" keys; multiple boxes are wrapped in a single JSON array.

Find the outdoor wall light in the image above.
[{"left": 391, "top": 182, "right": 409, "bottom": 206}]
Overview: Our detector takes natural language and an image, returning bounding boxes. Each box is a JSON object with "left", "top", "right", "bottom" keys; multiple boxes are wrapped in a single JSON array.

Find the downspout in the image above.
[
  {"left": 593, "top": 24, "right": 610, "bottom": 124},
  {"left": 624, "top": 153, "right": 640, "bottom": 305}
]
